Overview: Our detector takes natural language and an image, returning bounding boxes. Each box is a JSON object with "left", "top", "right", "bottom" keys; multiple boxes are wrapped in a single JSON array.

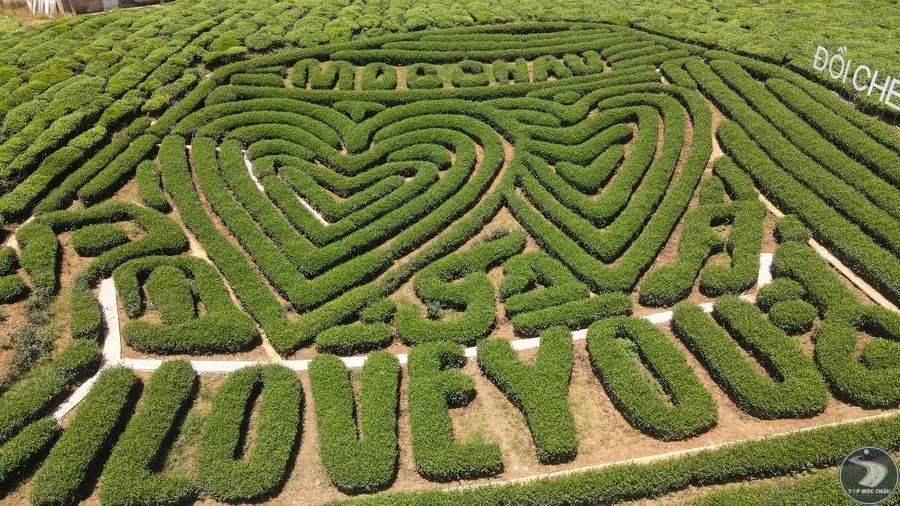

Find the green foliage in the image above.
[
  {"left": 71, "top": 223, "right": 129, "bottom": 257},
  {"left": 511, "top": 293, "right": 632, "bottom": 336},
  {"left": 396, "top": 233, "right": 524, "bottom": 346},
  {"left": 0, "top": 14, "right": 896, "bottom": 503},
  {"left": 0, "top": 340, "right": 99, "bottom": 446},
  {"left": 145, "top": 265, "right": 195, "bottom": 324},
  {"left": 478, "top": 327, "right": 577, "bottom": 463},
  {"left": 0, "top": 417, "right": 59, "bottom": 487},
  {"left": 135, "top": 160, "right": 170, "bottom": 212},
  {"left": 408, "top": 342, "right": 503, "bottom": 481},
  {"left": 0, "top": 274, "right": 25, "bottom": 303},
  {"left": 672, "top": 295, "right": 829, "bottom": 418},
  {"left": 77, "top": 134, "right": 158, "bottom": 206},
  {"left": 309, "top": 352, "right": 400, "bottom": 493},
  {"left": 639, "top": 198, "right": 764, "bottom": 306},
  {"left": 30, "top": 367, "right": 139, "bottom": 506},
  {"left": 500, "top": 251, "right": 589, "bottom": 317},
  {"left": 756, "top": 278, "right": 806, "bottom": 312},
  {"left": 316, "top": 322, "right": 393, "bottom": 355},
  {"left": 99, "top": 360, "right": 198, "bottom": 506},
  {"left": 198, "top": 364, "right": 302, "bottom": 501},
  {"left": 115, "top": 256, "right": 258, "bottom": 354},
  {"left": 588, "top": 317, "right": 717, "bottom": 439},
  {"left": 331, "top": 413, "right": 900, "bottom": 505},
  {"left": 775, "top": 215, "right": 810, "bottom": 244},
  {"left": 768, "top": 299, "right": 817, "bottom": 335},
  {"left": 686, "top": 470, "right": 851, "bottom": 506},
  {"left": 773, "top": 241, "right": 900, "bottom": 407}
]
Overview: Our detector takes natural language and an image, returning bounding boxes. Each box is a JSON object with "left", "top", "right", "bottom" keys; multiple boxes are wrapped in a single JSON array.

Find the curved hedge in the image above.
[
  {"left": 772, "top": 241, "right": 900, "bottom": 407},
  {"left": 408, "top": 342, "right": 503, "bottom": 481},
  {"left": 115, "top": 256, "right": 259, "bottom": 355},
  {"left": 672, "top": 295, "right": 829, "bottom": 418},
  {"left": 587, "top": 317, "right": 717, "bottom": 439},
  {"left": 396, "top": 233, "right": 524, "bottom": 346},
  {"left": 309, "top": 352, "right": 400, "bottom": 493},
  {"left": 198, "top": 364, "right": 302, "bottom": 501},
  {"left": 477, "top": 327, "right": 577, "bottom": 463},
  {"left": 71, "top": 223, "right": 129, "bottom": 257},
  {"left": 99, "top": 360, "right": 198, "bottom": 506}
]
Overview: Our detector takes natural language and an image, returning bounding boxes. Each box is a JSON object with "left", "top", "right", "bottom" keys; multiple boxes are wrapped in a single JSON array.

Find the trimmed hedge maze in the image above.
[{"left": 0, "top": 18, "right": 897, "bottom": 506}]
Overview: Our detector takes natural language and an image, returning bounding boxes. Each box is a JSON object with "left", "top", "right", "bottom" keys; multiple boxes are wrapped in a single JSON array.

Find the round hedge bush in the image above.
[
  {"left": 775, "top": 215, "right": 811, "bottom": 244},
  {"left": 768, "top": 300, "right": 817, "bottom": 335},
  {"left": 756, "top": 278, "right": 805, "bottom": 312},
  {"left": 0, "top": 274, "right": 26, "bottom": 303},
  {"left": 71, "top": 223, "right": 129, "bottom": 257}
]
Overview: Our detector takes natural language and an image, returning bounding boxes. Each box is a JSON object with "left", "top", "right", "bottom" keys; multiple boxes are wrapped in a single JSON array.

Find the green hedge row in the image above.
[
  {"left": 0, "top": 416, "right": 59, "bottom": 487},
  {"left": 30, "top": 366, "right": 139, "bottom": 505},
  {"left": 499, "top": 251, "right": 589, "bottom": 316},
  {"left": 284, "top": 53, "right": 606, "bottom": 91},
  {"left": 704, "top": 49, "right": 900, "bottom": 165},
  {"left": 554, "top": 145, "right": 624, "bottom": 194},
  {"left": 328, "top": 407, "right": 900, "bottom": 505},
  {"left": 711, "top": 156, "right": 758, "bottom": 202},
  {"left": 19, "top": 202, "right": 187, "bottom": 342},
  {"left": 146, "top": 264, "right": 195, "bottom": 323},
  {"left": 76, "top": 134, "right": 157, "bottom": 207},
  {"left": 768, "top": 300, "right": 817, "bottom": 335},
  {"left": 709, "top": 59, "right": 900, "bottom": 220},
  {"left": 717, "top": 120, "right": 900, "bottom": 305},
  {"left": 32, "top": 127, "right": 131, "bottom": 214},
  {"left": 309, "top": 352, "right": 400, "bottom": 493},
  {"left": 135, "top": 160, "right": 170, "bottom": 212},
  {"left": 765, "top": 77, "right": 899, "bottom": 187},
  {"left": 774, "top": 215, "right": 810, "bottom": 244},
  {"left": 192, "top": 137, "right": 392, "bottom": 311},
  {"left": 772, "top": 241, "right": 900, "bottom": 407},
  {"left": 511, "top": 293, "right": 632, "bottom": 336},
  {"left": 508, "top": 84, "right": 711, "bottom": 295},
  {"left": 99, "top": 360, "right": 198, "bottom": 505},
  {"left": 315, "top": 322, "right": 393, "bottom": 355},
  {"left": 0, "top": 339, "right": 98, "bottom": 486},
  {"left": 639, "top": 199, "right": 764, "bottom": 307},
  {"left": 686, "top": 58, "right": 900, "bottom": 256},
  {"left": 0, "top": 274, "right": 26, "bottom": 303},
  {"left": 477, "top": 327, "right": 577, "bottom": 463},
  {"left": 755, "top": 278, "right": 806, "bottom": 312},
  {"left": 588, "top": 317, "right": 717, "bottom": 439},
  {"left": 671, "top": 295, "right": 829, "bottom": 418},
  {"left": 408, "top": 342, "right": 503, "bottom": 481},
  {"left": 114, "top": 256, "right": 258, "bottom": 354},
  {"left": 159, "top": 135, "right": 308, "bottom": 353},
  {"left": 198, "top": 364, "right": 301, "bottom": 501},
  {"left": 71, "top": 223, "right": 129, "bottom": 257},
  {"left": 0, "top": 246, "right": 17, "bottom": 275},
  {"left": 686, "top": 469, "right": 851, "bottom": 506},
  {"left": 0, "top": 340, "right": 99, "bottom": 446}
]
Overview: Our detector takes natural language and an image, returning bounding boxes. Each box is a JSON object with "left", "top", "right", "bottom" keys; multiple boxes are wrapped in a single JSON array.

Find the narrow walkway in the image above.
[
  {"left": 53, "top": 278, "right": 122, "bottom": 420},
  {"left": 53, "top": 257, "right": 770, "bottom": 400},
  {"left": 443, "top": 409, "right": 900, "bottom": 492},
  {"left": 242, "top": 149, "right": 329, "bottom": 226}
]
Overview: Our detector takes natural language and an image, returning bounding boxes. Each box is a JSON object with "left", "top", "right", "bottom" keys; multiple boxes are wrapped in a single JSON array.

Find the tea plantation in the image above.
[{"left": 0, "top": 1, "right": 897, "bottom": 504}]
